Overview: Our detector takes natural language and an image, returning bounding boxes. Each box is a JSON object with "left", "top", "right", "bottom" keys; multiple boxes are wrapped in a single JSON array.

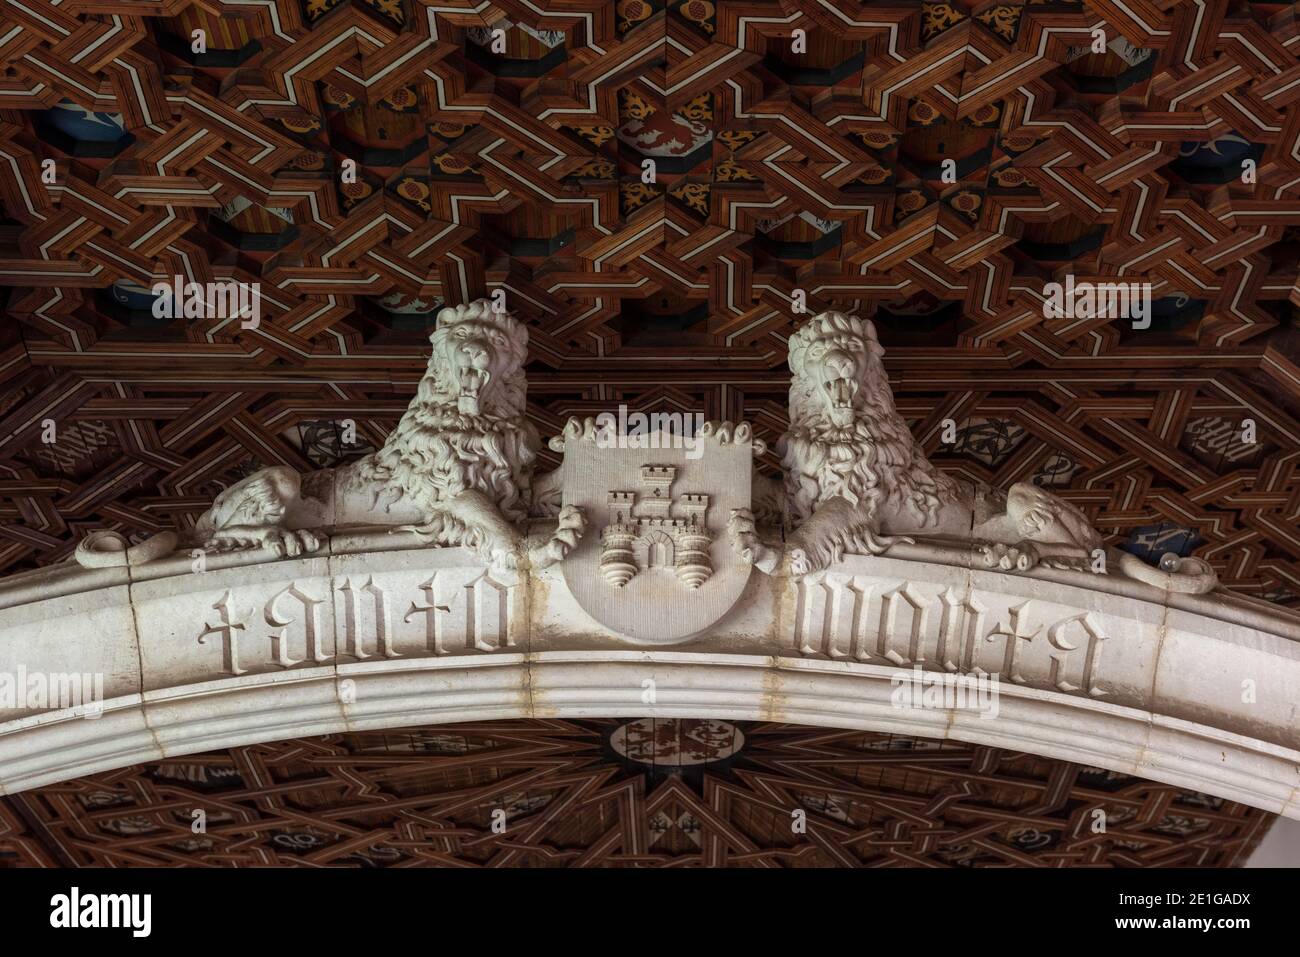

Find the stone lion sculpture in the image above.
[
  {"left": 77, "top": 300, "right": 584, "bottom": 571},
  {"left": 730, "top": 310, "right": 1218, "bottom": 594}
]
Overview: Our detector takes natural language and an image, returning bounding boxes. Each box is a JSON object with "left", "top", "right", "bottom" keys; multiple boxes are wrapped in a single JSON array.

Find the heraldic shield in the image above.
[{"left": 555, "top": 416, "right": 757, "bottom": 643}]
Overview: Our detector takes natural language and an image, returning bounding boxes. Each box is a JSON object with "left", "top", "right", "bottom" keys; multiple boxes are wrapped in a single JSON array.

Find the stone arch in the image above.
[
  {"left": 0, "top": 533, "right": 1297, "bottom": 819},
  {"left": 637, "top": 529, "right": 675, "bottom": 569}
]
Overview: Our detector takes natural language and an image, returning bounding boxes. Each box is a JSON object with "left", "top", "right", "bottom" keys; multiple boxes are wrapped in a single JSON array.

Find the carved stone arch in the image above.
[
  {"left": 1, "top": 532, "right": 1298, "bottom": 819},
  {"left": 637, "top": 529, "right": 675, "bottom": 569}
]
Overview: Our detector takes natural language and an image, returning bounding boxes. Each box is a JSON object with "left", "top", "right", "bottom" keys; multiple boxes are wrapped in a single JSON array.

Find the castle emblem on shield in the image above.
[
  {"left": 552, "top": 417, "right": 761, "bottom": 644},
  {"left": 600, "top": 466, "right": 713, "bottom": 589}
]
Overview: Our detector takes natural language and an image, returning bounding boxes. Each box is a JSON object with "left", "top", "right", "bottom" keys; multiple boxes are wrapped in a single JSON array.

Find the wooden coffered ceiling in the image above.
[
  {"left": 1, "top": 0, "right": 1300, "bottom": 600},
  {"left": 0, "top": 720, "right": 1272, "bottom": 867}
]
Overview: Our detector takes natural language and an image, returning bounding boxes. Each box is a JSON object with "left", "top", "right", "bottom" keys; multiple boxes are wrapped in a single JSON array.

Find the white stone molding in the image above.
[
  {"left": 1, "top": 534, "right": 1298, "bottom": 816},
  {"left": 16, "top": 305, "right": 1291, "bottom": 814}
]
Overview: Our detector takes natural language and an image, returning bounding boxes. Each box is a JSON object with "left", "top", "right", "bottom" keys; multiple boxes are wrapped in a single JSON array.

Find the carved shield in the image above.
[{"left": 558, "top": 418, "right": 754, "bottom": 643}]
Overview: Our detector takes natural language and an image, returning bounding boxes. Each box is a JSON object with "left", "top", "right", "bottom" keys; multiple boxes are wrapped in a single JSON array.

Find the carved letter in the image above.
[
  {"left": 404, "top": 573, "right": 452, "bottom": 655},
  {"left": 339, "top": 577, "right": 400, "bottom": 659},
  {"left": 265, "top": 583, "right": 329, "bottom": 668},
  {"left": 985, "top": 601, "right": 1041, "bottom": 684},
  {"left": 197, "top": 590, "right": 247, "bottom": 676},
  {"left": 1047, "top": 613, "right": 1108, "bottom": 696},
  {"left": 936, "top": 589, "right": 987, "bottom": 674},
  {"left": 465, "top": 570, "right": 517, "bottom": 651},
  {"left": 876, "top": 584, "right": 929, "bottom": 666}
]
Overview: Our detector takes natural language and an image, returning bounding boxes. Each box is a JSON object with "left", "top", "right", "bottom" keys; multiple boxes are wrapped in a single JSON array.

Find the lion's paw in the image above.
[
  {"left": 786, "top": 537, "right": 832, "bottom": 578},
  {"left": 488, "top": 545, "right": 523, "bottom": 571},
  {"left": 980, "top": 541, "right": 1039, "bottom": 572},
  {"left": 728, "top": 508, "right": 779, "bottom": 574},
  {"left": 527, "top": 506, "right": 586, "bottom": 569},
  {"left": 205, "top": 526, "right": 322, "bottom": 559}
]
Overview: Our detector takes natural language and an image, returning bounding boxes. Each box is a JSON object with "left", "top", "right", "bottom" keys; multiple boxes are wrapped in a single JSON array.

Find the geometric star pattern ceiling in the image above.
[
  {"left": 2, "top": 0, "right": 1300, "bottom": 605},
  {"left": 0, "top": 721, "right": 1273, "bottom": 867}
]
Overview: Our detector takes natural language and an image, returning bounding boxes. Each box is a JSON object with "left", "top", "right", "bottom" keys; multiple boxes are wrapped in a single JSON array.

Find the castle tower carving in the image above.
[{"left": 600, "top": 466, "right": 713, "bottom": 589}]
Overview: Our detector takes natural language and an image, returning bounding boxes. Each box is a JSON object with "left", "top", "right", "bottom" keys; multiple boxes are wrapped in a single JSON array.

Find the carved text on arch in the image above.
[
  {"left": 792, "top": 576, "right": 1110, "bottom": 698},
  {"left": 193, "top": 571, "right": 519, "bottom": 677}
]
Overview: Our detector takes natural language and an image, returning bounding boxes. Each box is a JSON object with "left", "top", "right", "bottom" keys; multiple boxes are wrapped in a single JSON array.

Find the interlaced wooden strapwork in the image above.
[
  {"left": 1, "top": 1, "right": 1299, "bottom": 603},
  {"left": 0, "top": 720, "right": 1272, "bottom": 867}
]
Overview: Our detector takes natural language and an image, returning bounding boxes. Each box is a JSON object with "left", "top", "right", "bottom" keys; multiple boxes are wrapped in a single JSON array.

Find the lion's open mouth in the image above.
[
  {"left": 458, "top": 367, "right": 490, "bottom": 397},
  {"left": 823, "top": 377, "right": 856, "bottom": 411},
  {"left": 456, "top": 368, "right": 491, "bottom": 412}
]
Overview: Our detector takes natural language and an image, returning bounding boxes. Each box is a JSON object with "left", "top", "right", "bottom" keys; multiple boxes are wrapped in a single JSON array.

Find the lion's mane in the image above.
[
  {"left": 346, "top": 300, "right": 538, "bottom": 523},
  {"left": 780, "top": 311, "right": 956, "bottom": 527}
]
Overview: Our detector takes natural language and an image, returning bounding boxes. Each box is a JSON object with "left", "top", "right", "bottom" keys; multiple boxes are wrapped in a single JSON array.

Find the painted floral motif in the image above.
[
  {"left": 619, "top": 89, "right": 656, "bottom": 122},
  {"left": 909, "top": 99, "right": 940, "bottom": 126},
  {"left": 1032, "top": 451, "right": 1081, "bottom": 487},
  {"left": 214, "top": 196, "right": 293, "bottom": 231},
  {"left": 1178, "top": 133, "right": 1252, "bottom": 158},
  {"left": 570, "top": 124, "right": 615, "bottom": 147},
  {"left": 921, "top": 2, "right": 967, "bottom": 40},
  {"left": 47, "top": 101, "right": 126, "bottom": 142},
  {"left": 287, "top": 150, "right": 325, "bottom": 171},
  {"left": 377, "top": 291, "right": 441, "bottom": 316},
  {"left": 302, "top": 0, "right": 344, "bottom": 22},
  {"left": 893, "top": 187, "right": 930, "bottom": 220},
  {"left": 428, "top": 121, "right": 467, "bottom": 141},
  {"left": 679, "top": 92, "right": 713, "bottom": 122},
  {"left": 754, "top": 213, "right": 794, "bottom": 234},
  {"left": 968, "top": 101, "right": 1002, "bottom": 127},
  {"left": 570, "top": 158, "right": 616, "bottom": 179},
  {"left": 278, "top": 113, "right": 321, "bottom": 135},
  {"left": 717, "top": 129, "right": 758, "bottom": 152},
  {"left": 953, "top": 416, "right": 1027, "bottom": 467},
  {"left": 340, "top": 178, "right": 374, "bottom": 210},
  {"left": 857, "top": 130, "right": 899, "bottom": 150},
  {"left": 395, "top": 177, "right": 431, "bottom": 211},
  {"left": 670, "top": 180, "right": 710, "bottom": 215},
  {"left": 617, "top": 0, "right": 656, "bottom": 35},
  {"left": 946, "top": 188, "right": 983, "bottom": 221},
  {"left": 1121, "top": 522, "right": 1203, "bottom": 562},
  {"left": 714, "top": 158, "right": 757, "bottom": 182},
  {"left": 431, "top": 152, "right": 472, "bottom": 176},
  {"left": 974, "top": 3, "right": 1023, "bottom": 42},
  {"left": 322, "top": 85, "right": 355, "bottom": 110},
  {"left": 380, "top": 87, "right": 418, "bottom": 112},
  {"left": 363, "top": 0, "right": 404, "bottom": 25},
  {"left": 858, "top": 163, "right": 891, "bottom": 185},
  {"left": 676, "top": 0, "right": 715, "bottom": 35},
  {"left": 620, "top": 180, "right": 663, "bottom": 214},
  {"left": 1007, "top": 826, "right": 1055, "bottom": 850}
]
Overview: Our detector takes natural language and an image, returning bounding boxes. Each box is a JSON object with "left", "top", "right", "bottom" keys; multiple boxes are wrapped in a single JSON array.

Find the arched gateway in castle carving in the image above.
[{"left": 1, "top": 303, "right": 1297, "bottom": 818}]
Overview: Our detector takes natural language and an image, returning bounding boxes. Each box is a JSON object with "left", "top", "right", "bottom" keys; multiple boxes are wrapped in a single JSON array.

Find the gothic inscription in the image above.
[
  {"left": 792, "top": 575, "right": 1109, "bottom": 697},
  {"left": 195, "top": 571, "right": 519, "bottom": 677}
]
